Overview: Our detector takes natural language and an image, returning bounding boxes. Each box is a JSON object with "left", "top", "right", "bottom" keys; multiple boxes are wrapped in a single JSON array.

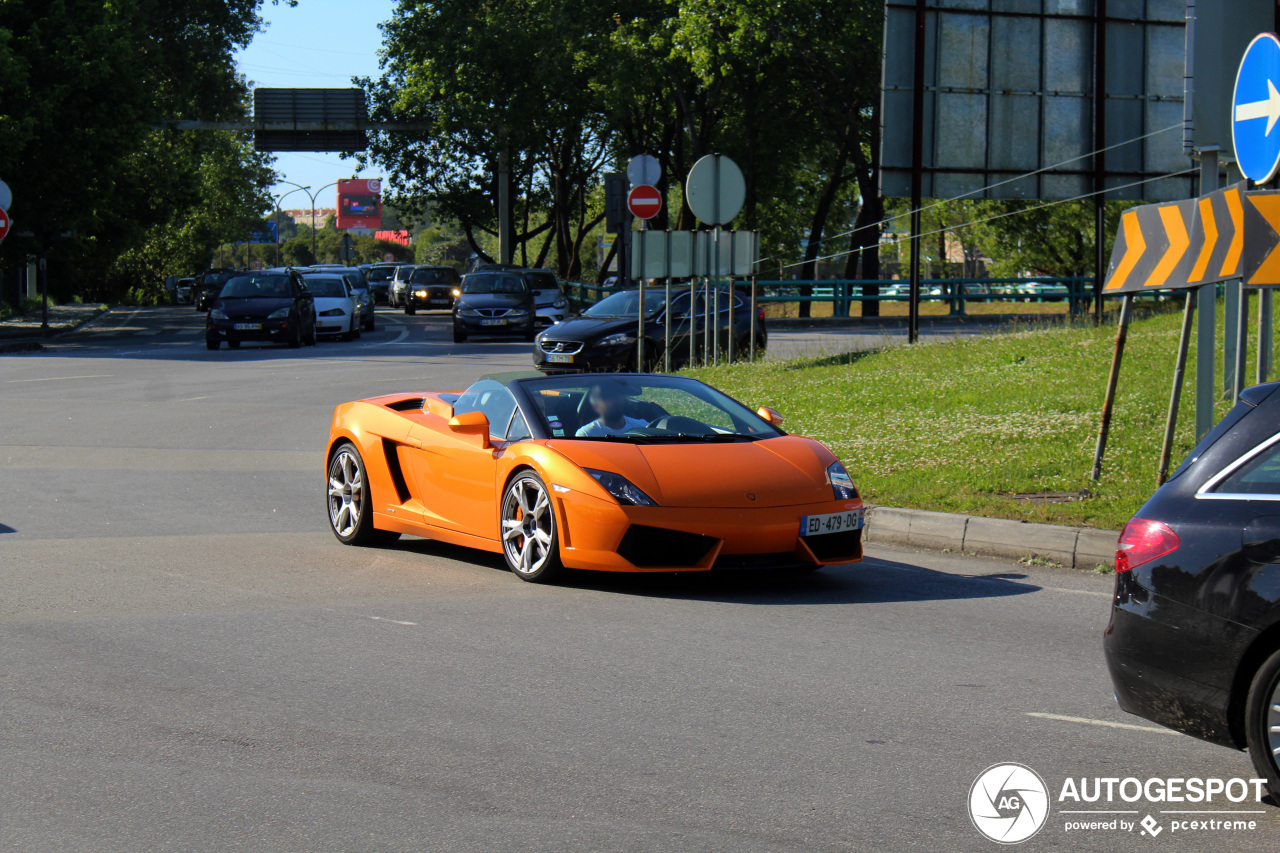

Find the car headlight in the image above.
[
  {"left": 826, "top": 461, "right": 858, "bottom": 501},
  {"left": 209, "top": 308, "right": 228, "bottom": 320},
  {"left": 451, "top": 288, "right": 461, "bottom": 297},
  {"left": 319, "top": 308, "right": 345, "bottom": 317},
  {"left": 414, "top": 289, "right": 427, "bottom": 297},
  {"left": 266, "top": 307, "right": 292, "bottom": 319},
  {"left": 506, "top": 308, "right": 530, "bottom": 318},
  {"left": 585, "top": 469, "right": 657, "bottom": 507},
  {"left": 553, "top": 297, "right": 568, "bottom": 309},
  {"left": 599, "top": 333, "right": 635, "bottom": 347},
  {"left": 457, "top": 305, "right": 481, "bottom": 317}
]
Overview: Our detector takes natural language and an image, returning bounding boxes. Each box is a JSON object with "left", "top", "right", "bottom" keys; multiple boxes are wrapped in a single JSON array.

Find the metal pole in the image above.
[
  {"left": 908, "top": 0, "right": 926, "bottom": 345},
  {"left": 664, "top": 230, "right": 672, "bottom": 373},
  {"left": 691, "top": 276, "right": 699, "bottom": 367},
  {"left": 1259, "top": 289, "right": 1274, "bottom": 384},
  {"left": 1224, "top": 280, "right": 1241, "bottom": 396},
  {"left": 750, "top": 274, "right": 758, "bottom": 361},
  {"left": 1092, "top": 293, "right": 1133, "bottom": 481},
  {"left": 727, "top": 232, "right": 735, "bottom": 364},
  {"left": 637, "top": 226, "right": 646, "bottom": 373},
  {"left": 1092, "top": 0, "right": 1108, "bottom": 324},
  {"left": 498, "top": 133, "right": 511, "bottom": 264},
  {"left": 1158, "top": 291, "right": 1196, "bottom": 485},
  {"left": 39, "top": 250, "right": 48, "bottom": 335},
  {"left": 1234, "top": 288, "right": 1249, "bottom": 401},
  {"left": 703, "top": 274, "right": 710, "bottom": 365},
  {"left": 1195, "top": 151, "right": 1219, "bottom": 439}
]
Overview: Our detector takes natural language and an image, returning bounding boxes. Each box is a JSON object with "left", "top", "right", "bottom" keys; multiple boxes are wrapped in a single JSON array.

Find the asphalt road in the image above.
[{"left": 1, "top": 304, "right": 1275, "bottom": 852}]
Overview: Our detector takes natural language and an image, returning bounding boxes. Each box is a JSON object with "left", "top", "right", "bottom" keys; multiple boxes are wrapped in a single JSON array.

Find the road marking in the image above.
[
  {"left": 1026, "top": 712, "right": 1180, "bottom": 735},
  {"left": 7, "top": 374, "right": 113, "bottom": 383},
  {"left": 367, "top": 615, "right": 417, "bottom": 626},
  {"left": 176, "top": 396, "right": 209, "bottom": 402},
  {"left": 362, "top": 325, "right": 409, "bottom": 346}
]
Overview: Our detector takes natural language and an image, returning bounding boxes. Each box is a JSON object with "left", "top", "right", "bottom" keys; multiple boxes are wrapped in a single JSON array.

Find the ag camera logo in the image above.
[{"left": 969, "top": 763, "right": 1050, "bottom": 844}]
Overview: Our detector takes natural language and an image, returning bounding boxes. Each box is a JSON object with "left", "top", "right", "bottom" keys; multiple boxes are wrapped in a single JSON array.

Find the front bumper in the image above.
[
  {"left": 533, "top": 341, "right": 632, "bottom": 372},
  {"left": 551, "top": 488, "right": 863, "bottom": 572},
  {"left": 408, "top": 288, "right": 455, "bottom": 309},
  {"left": 1104, "top": 575, "right": 1255, "bottom": 748},
  {"left": 455, "top": 315, "right": 534, "bottom": 336},
  {"left": 206, "top": 318, "right": 294, "bottom": 342},
  {"left": 536, "top": 305, "right": 567, "bottom": 326}
]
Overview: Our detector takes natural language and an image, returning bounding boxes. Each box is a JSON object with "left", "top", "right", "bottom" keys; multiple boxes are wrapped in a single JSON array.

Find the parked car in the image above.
[
  {"left": 524, "top": 269, "right": 570, "bottom": 327},
  {"left": 532, "top": 286, "right": 766, "bottom": 373},
  {"left": 388, "top": 264, "right": 419, "bottom": 308},
  {"left": 364, "top": 263, "right": 402, "bottom": 304},
  {"left": 324, "top": 371, "right": 863, "bottom": 583},
  {"left": 174, "top": 277, "right": 195, "bottom": 305},
  {"left": 205, "top": 269, "right": 316, "bottom": 350},
  {"left": 302, "top": 274, "right": 362, "bottom": 340},
  {"left": 1104, "top": 380, "right": 1280, "bottom": 797},
  {"left": 402, "top": 265, "right": 461, "bottom": 314},
  {"left": 195, "top": 268, "right": 239, "bottom": 311},
  {"left": 451, "top": 269, "right": 536, "bottom": 342}
]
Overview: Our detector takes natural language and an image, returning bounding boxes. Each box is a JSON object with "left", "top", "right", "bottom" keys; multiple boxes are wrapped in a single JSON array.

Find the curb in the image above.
[
  {"left": 0, "top": 306, "right": 111, "bottom": 353},
  {"left": 864, "top": 506, "right": 1119, "bottom": 570}
]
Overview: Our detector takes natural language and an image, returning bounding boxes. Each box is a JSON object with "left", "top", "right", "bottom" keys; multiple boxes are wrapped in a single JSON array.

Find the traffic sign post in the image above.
[
  {"left": 1233, "top": 33, "right": 1280, "bottom": 183},
  {"left": 627, "top": 185, "right": 662, "bottom": 220},
  {"left": 685, "top": 155, "right": 746, "bottom": 365}
]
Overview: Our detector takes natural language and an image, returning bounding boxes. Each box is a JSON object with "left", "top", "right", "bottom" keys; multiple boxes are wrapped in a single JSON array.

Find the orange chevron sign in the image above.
[
  {"left": 1104, "top": 183, "right": 1247, "bottom": 293},
  {"left": 1242, "top": 190, "right": 1280, "bottom": 286}
]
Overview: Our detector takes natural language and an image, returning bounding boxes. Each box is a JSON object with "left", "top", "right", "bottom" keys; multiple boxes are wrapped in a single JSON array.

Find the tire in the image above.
[
  {"left": 1246, "top": 647, "right": 1280, "bottom": 798},
  {"left": 453, "top": 327, "right": 467, "bottom": 343},
  {"left": 227, "top": 340, "right": 240, "bottom": 349},
  {"left": 500, "top": 471, "right": 565, "bottom": 582},
  {"left": 405, "top": 304, "right": 416, "bottom": 315},
  {"left": 327, "top": 442, "right": 400, "bottom": 547},
  {"left": 206, "top": 339, "right": 220, "bottom": 350}
]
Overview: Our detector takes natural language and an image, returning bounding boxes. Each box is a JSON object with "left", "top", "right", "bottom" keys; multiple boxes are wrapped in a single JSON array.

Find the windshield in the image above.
[
  {"left": 367, "top": 267, "right": 397, "bottom": 281},
  {"left": 462, "top": 273, "right": 527, "bottom": 295},
  {"left": 302, "top": 277, "right": 347, "bottom": 298},
  {"left": 219, "top": 275, "right": 292, "bottom": 299},
  {"left": 585, "top": 289, "right": 669, "bottom": 318},
  {"left": 524, "top": 271, "right": 558, "bottom": 292},
  {"left": 514, "top": 374, "right": 782, "bottom": 442},
  {"left": 412, "top": 268, "right": 454, "bottom": 284}
]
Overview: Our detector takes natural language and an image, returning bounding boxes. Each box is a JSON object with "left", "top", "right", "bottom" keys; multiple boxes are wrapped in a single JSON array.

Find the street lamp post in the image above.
[
  {"left": 272, "top": 182, "right": 310, "bottom": 266},
  {"left": 303, "top": 181, "right": 339, "bottom": 263}
]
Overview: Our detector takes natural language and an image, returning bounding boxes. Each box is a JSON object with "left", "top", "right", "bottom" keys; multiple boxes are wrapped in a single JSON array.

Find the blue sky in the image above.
[{"left": 234, "top": 0, "right": 397, "bottom": 210}]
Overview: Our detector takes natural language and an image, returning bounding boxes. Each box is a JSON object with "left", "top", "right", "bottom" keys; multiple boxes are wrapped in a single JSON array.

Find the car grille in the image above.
[
  {"left": 712, "top": 552, "right": 813, "bottom": 571},
  {"left": 803, "top": 530, "right": 862, "bottom": 562},
  {"left": 476, "top": 307, "right": 517, "bottom": 318},
  {"left": 539, "top": 340, "right": 584, "bottom": 355},
  {"left": 617, "top": 525, "right": 717, "bottom": 568}
]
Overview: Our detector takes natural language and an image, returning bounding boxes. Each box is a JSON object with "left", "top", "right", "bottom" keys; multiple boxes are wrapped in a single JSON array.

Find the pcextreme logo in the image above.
[
  {"left": 969, "top": 763, "right": 1051, "bottom": 844},
  {"left": 968, "top": 763, "right": 1268, "bottom": 844}
]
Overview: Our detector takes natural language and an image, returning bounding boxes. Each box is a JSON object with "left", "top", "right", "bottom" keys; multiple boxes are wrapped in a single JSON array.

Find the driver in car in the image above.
[{"left": 575, "top": 382, "right": 649, "bottom": 437}]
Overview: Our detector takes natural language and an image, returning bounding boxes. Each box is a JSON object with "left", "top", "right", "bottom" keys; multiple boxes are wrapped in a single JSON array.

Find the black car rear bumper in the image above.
[{"left": 1104, "top": 582, "right": 1254, "bottom": 749}]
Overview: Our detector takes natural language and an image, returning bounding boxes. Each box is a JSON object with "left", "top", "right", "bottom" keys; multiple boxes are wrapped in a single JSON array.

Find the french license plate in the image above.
[
  {"left": 480, "top": 318, "right": 506, "bottom": 326},
  {"left": 548, "top": 353, "right": 574, "bottom": 363},
  {"left": 233, "top": 323, "right": 260, "bottom": 331},
  {"left": 800, "top": 509, "right": 863, "bottom": 536}
]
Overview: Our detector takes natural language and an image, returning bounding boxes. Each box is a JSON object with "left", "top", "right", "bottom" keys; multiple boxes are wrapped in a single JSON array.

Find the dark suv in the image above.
[
  {"left": 452, "top": 270, "right": 536, "bottom": 343},
  {"left": 403, "top": 266, "right": 462, "bottom": 314}
]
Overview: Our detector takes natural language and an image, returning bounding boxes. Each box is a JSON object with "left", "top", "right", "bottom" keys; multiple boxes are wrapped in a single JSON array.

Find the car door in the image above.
[{"left": 404, "top": 381, "right": 515, "bottom": 539}]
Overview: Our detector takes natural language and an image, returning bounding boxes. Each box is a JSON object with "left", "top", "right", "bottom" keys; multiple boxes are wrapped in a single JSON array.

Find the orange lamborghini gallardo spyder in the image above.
[{"left": 325, "top": 372, "right": 864, "bottom": 583}]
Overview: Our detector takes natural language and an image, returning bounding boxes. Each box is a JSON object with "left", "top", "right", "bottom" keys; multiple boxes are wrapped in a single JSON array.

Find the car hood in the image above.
[
  {"left": 313, "top": 296, "right": 354, "bottom": 312},
  {"left": 541, "top": 316, "right": 637, "bottom": 340},
  {"left": 214, "top": 297, "right": 295, "bottom": 318},
  {"left": 458, "top": 293, "right": 528, "bottom": 310},
  {"left": 546, "top": 435, "right": 837, "bottom": 508}
]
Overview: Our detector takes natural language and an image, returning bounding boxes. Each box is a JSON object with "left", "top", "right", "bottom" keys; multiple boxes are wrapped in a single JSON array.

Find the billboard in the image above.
[
  {"left": 881, "top": 0, "right": 1191, "bottom": 202},
  {"left": 336, "top": 179, "right": 382, "bottom": 230}
]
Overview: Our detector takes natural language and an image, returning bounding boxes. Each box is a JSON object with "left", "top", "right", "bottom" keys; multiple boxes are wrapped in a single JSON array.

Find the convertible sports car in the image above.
[{"left": 326, "top": 372, "right": 864, "bottom": 582}]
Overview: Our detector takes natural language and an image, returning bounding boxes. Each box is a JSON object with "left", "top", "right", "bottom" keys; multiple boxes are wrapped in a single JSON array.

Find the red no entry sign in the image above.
[
  {"left": 0, "top": 208, "right": 10, "bottom": 243},
  {"left": 627, "top": 184, "right": 662, "bottom": 220}
]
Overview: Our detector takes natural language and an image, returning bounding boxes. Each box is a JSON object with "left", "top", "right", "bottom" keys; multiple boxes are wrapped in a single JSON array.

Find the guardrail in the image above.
[{"left": 565, "top": 277, "right": 1102, "bottom": 316}]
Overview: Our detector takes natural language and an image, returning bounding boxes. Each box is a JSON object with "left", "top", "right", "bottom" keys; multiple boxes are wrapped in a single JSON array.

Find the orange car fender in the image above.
[
  {"left": 494, "top": 441, "right": 617, "bottom": 543},
  {"left": 327, "top": 401, "right": 413, "bottom": 514}
]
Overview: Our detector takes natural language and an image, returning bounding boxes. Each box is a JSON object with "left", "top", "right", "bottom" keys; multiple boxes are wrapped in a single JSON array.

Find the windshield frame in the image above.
[
  {"left": 461, "top": 272, "right": 530, "bottom": 295},
  {"left": 217, "top": 274, "right": 294, "bottom": 299},
  {"left": 506, "top": 373, "right": 784, "bottom": 443}
]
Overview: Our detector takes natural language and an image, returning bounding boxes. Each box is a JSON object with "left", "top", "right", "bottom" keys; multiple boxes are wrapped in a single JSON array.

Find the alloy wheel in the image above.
[
  {"left": 328, "top": 448, "right": 364, "bottom": 538},
  {"left": 501, "top": 476, "right": 554, "bottom": 575}
]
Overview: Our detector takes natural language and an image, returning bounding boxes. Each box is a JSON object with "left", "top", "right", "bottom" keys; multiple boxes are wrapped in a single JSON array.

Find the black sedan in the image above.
[
  {"left": 1105, "top": 380, "right": 1280, "bottom": 796},
  {"left": 205, "top": 270, "right": 317, "bottom": 350},
  {"left": 404, "top": 265, "right": 461, "bottom": 314},
  {"left": 452, "top": 270, "right": 536, "bottom": 342},
  {"left": 532, "top": 286, "right": 766, "bottom": 372}
]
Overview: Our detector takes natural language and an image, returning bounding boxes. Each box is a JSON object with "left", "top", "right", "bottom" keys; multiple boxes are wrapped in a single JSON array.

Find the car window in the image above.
[
  {"left": 411, "top": 268, "right": 453, "bottom": 284},
  {"left": 303, "top": 277, "right": 348, "bottom": 298},
  {"left": 452, "top": 380, "right": 518, "bottom": 438},
  {"left": 219, "top": 275, "right": 293, "bottom": 299},
  {"left": 505, "top": 409, "right": 532, "bottom": 442},
  {"left": 462, "top": 273, "right": 527, "bottom": 295},
  {"left": 524, "top": 271, "right": 558, "bottom": 292},
  {"left": 1210, "top": 435, "right": 1280, "bottom": 496}
]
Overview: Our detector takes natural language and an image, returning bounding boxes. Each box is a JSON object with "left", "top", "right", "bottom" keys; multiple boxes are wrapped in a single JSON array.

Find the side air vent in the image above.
[
  {"left": 385, "top": 397, "right": 426, "bottom": 412},
  {"left": 381, "top": 439, "right": 412, "bottom": 503}
]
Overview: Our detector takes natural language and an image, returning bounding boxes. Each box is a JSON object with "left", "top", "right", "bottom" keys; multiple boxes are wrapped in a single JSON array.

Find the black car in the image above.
[
  {"left": 404, "top": 266, "right": 461, "bottom": 314},
  {"left": 452, "top": 270, "right": 536, "bottom": 342},
  {"left": 1105, "top": 380, "right": 1280, "bottom": 796},
  {"left": 532, "top": 286, "right": 766, "bottom": 373},
  {"left": 194, "top": 268, "right": 238, "bottom": 311},
  {"left": 205, "top": 270, "right": 317, "bottom": 350},
  {"left": 364, "top": 263, "right": 401, "bottom": 303}
]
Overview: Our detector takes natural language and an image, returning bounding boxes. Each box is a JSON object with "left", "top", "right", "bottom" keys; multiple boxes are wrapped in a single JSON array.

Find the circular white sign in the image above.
[
  {"left": 0, "top": 179, "right": 12, "bottom": 211},
  {"left": 627, "top": 154, "right": 660, "bottom": 187},
  {"left": 685, "top": 154, "right": 745, "bottom": 225},
  {"left": 968, "top": 763, "right": 1050, "bottom": 845}
]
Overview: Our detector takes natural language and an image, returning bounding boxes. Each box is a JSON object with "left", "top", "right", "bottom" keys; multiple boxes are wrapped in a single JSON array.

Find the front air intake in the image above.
[{"left": 617, "top": 525, "right": 717, "bottom": 568}]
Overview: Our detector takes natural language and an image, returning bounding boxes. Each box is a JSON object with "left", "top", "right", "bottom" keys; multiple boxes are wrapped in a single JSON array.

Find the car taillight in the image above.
[
  {"left": 757, "top": 306, "right": 766, "bottom": 322},
  {"left": 1115, "top": 518, "right": 1180, "bottom": 573}
]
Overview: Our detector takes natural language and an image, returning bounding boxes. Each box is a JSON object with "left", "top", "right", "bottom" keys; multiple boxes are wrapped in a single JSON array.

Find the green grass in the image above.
[{"left": 685, "top": 302, "right": 1278, "bottom": 531}]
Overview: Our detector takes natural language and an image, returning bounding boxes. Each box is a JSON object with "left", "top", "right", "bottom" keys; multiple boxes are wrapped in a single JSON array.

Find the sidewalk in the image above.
[{"left": 0, "top": 303, "right": 108, "bottom": 351}]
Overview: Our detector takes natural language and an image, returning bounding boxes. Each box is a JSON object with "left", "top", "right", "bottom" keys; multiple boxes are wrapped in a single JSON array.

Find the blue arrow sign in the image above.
[{"left": 1233, "top": 33, "right": 1280, "bottom": 183}]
